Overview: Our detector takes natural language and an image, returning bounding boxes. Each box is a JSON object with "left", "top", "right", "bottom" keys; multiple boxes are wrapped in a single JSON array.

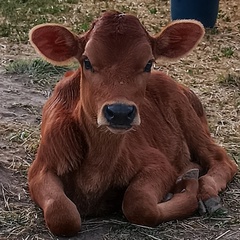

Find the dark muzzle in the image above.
[{"left": 103, "top": 104, "right": 136, "bottom": 129}]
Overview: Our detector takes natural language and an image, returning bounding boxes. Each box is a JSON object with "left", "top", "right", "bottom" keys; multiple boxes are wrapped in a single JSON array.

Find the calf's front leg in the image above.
[
  {"left": 122, "top": 152, "right": 199, "bottom": 226},
  {"left": 28, "top": 166, "right": 81, "bottom": 236}
]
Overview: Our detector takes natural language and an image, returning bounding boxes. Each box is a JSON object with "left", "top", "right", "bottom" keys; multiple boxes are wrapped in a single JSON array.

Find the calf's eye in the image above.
[
  {"left": 83, "top": 58, "right": 93, "bottom": 71},
  {"left": 144, "top": 60, "right": 153, "bottom": 72}
]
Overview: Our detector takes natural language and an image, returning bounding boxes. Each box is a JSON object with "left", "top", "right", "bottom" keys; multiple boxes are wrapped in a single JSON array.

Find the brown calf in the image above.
[{"left": 28, "top": 11, "right": 238, "bottom": 236}]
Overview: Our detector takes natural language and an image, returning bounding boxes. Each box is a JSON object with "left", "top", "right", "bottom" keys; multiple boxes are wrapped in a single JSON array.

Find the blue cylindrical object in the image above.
[{"left": 171, "top": 0, "right": 219, "bottom": 28}]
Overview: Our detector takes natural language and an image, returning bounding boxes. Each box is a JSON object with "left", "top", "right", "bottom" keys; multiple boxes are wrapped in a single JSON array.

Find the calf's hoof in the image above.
[
  {"left": 181, "top": 168, "right": 199, "bottom": 181},
  {"left": 44, "top": 197, "right": 81, "bottom": 236},
  {"left": 174, "top": 168, "right": 199, "bottom": 194},
  {"left": 198, "top": 196, "right": 227, "bottom": 216}
]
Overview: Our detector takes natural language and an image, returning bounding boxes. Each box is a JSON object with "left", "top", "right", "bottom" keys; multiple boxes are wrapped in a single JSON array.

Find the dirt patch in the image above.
[
  {"left": 0, "top": 72, "right": 47, "bottom": 239},
  {"left": 0, "top": 74, "right": 46, "bottom": 123}
]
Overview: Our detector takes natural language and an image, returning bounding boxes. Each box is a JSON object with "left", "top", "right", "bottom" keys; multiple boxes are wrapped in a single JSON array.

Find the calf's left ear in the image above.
[
  {"left": 29, "top": 24, "right": 84, "bottom": 65},
  {"left": 152, "top": 20, "right": 205, "bottom": 61}
]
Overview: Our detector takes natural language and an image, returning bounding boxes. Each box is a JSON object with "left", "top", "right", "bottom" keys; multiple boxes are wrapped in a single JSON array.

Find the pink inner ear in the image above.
[
  {"left": 31, "top": 25, "right": 79, "bottom": 62},
  {"left": 154, "top": 22, "right": 204, "bottom": 60}
]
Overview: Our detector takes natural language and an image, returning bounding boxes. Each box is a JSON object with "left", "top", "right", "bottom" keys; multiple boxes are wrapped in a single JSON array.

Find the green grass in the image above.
[
  {"left": 149, "top": 7, "right": 157, "bottom": 15},
  {"left": 221, "top": 47, "right": 234, "bottom": 58},
  {"left": 5, "top": 59, "right": 76, "bottom": 86},
  {"left": 0, "top": 0, "right": 90, "bottom": 43}
]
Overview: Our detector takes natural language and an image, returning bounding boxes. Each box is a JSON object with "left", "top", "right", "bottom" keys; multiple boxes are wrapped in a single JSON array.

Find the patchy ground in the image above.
[{"left": 0, "top": 0, "right": 240, "bottom": 239}]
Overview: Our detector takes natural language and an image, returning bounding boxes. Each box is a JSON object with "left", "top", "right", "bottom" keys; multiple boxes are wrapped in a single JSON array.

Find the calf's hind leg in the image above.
[
  {"left": 176, "top": 95, "right": 238, "bottom": 215},
  {"left": 197, "top": 146, "right": 238, "bottom": 214},
  {"left": 28, "top": 166, "right": 81, "bottom": 236}
]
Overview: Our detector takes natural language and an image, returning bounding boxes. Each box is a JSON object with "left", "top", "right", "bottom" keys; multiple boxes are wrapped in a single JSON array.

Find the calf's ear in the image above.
[
  {"left": 29, "top": 24, "right": 84, "bottom": 65},
  {"left": 152, "top": 20, "right": 204, "bottom": 61}
]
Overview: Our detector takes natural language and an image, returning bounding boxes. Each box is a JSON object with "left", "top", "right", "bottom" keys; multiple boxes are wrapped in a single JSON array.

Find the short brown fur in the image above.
[{"left": 28, "top": 11, "right": 238, "bottom": 236}]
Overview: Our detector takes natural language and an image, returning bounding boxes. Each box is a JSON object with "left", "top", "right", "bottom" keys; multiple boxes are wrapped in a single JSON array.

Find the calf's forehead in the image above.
[
  {"left": 84, "top": 12, "right": 153, "bottom": 64},
  {"left": 84, "top": 39, "right": 153, "bottom": 67}
]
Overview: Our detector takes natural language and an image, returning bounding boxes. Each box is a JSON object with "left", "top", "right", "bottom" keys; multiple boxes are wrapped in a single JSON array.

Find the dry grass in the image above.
[{"left": 0, "top": 0, "right": 239, "bottom": 239}]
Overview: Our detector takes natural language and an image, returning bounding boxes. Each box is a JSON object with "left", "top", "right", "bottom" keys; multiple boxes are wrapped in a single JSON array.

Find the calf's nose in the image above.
[{"left": 103, "top": 104, "right": 136, "bottom": 127}]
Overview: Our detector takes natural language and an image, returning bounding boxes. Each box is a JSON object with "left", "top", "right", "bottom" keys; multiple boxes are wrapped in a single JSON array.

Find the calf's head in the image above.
[{"left": 29, "top": 11, "right": 204, "bottom": 134}]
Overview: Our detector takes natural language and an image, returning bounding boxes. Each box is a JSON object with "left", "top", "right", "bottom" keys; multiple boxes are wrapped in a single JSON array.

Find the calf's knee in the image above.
[{"left": 44, "top": 196, "right": 81, "bottom": 236}]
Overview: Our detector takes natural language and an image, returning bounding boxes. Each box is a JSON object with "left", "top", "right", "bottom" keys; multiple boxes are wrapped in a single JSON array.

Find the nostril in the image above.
[
  {"left": 105, "top": 107, "right": 114, "bottom": 120},
  {"left": 127, "top": 106, "right": 136, "bottom": 121},
  {"left": 103, "top": 105, "right": 113, "bottom": 122}
]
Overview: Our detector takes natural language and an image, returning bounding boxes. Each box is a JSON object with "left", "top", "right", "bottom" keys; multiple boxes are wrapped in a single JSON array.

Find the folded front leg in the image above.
[
  {"left": 28, "top": 166, "right": 81, "bottom": 236},
  {"left": 122, "top": 156, "right": 199, "bottom": 226}
]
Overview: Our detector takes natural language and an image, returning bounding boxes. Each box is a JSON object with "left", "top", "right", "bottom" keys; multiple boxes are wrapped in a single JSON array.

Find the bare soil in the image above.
[{"left": 0, "top": 0, "right": 240, "bottom": 239}]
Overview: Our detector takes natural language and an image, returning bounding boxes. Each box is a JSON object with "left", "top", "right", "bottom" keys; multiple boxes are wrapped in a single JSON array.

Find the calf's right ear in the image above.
[{"left": 29, "top": 24, "right": 84, "bottom": 65}]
